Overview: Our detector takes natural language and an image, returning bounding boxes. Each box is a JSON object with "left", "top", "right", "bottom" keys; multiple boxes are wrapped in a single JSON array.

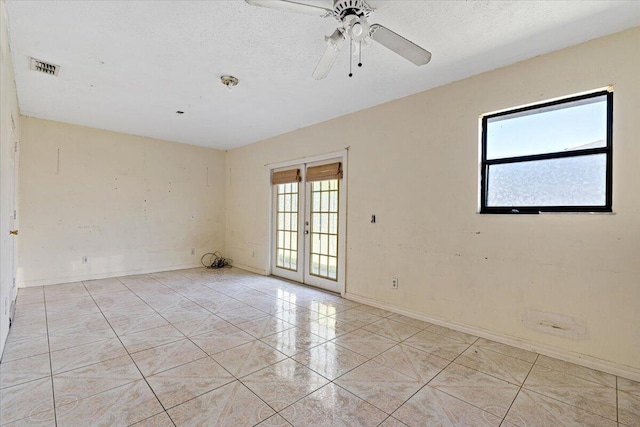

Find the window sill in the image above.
[{"left": 538, "top": 211, "right": 616, "bottom": 215}]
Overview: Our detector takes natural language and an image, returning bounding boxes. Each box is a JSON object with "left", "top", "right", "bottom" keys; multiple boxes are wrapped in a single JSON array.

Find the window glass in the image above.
[
  {"left": 486, "top": 154, "right": 607, "bottom": 207},
  {"left": 486, "top": 95, "right": 607, "bottom": 160},
  {"left": 481, "top": 91, "right": 612, "bottom": 213}
]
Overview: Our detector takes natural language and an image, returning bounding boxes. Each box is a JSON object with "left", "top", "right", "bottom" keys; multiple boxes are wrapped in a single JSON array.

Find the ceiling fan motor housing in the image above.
[{"left": 333, "top": 0, "right": 371, "bottom": 20}]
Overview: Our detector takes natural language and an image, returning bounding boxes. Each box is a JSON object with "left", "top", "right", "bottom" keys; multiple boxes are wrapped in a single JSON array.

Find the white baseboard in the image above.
[
  {"left": 232, "top": 263, "right": 267, "bottom": 276},
  {"left": 18, "top": 263, "right": 203, "bottom": 288},
  {"left": 345, "top": 292, "right": 640, "bottom": 382}
]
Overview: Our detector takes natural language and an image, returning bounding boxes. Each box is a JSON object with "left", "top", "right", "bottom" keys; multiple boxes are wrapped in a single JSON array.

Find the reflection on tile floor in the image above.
[{"left": 0, "top": 267, "right": 637, "bottom": 426}]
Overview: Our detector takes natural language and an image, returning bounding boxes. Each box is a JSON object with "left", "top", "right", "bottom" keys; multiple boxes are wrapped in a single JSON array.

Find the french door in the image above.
[{"left": 271, "top": 157, "right": 346, "bottom": 294}]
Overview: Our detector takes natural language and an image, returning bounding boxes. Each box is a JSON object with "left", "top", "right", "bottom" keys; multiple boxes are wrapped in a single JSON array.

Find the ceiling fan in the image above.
[{"left": 245, "top": 0, "right": 432, "bottom": 79}]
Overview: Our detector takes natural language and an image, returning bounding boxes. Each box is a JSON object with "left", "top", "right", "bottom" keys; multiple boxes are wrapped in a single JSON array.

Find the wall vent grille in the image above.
[{"left": 30, "top": 57, "right": 60, "bottom": 76}]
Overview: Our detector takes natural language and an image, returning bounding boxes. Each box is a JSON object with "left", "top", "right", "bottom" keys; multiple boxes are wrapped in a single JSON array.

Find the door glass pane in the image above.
[
  {"left": 329, "top": 235, "right": 337, "bottom": 257},
  {"left": 311, "top": 254, "right": 320, "bottom": 275},
  {"left": 313, "top": 214, "right": 320, "bottom": 233},
  {"left": 283, "top": 250, "right": 290, "bottom": 269},
  {"left": 275, "top": 182, "right": 299, "bottom": 271},
  {"left": 486, "top": 154, "right": 607, "bottom": 207},
  {"left": 328, "top": 213, "right": 338, "bottom": 234},
  {"left": 283, "top": 231, "right": 291, "bottom": 249},
  {"left": 321, "top": 192, "right": 329, "bottom": 211},
  {"left": 309, "top": 179, "right": 339, "bottom": 281},
  {"left": 320, "top": 213, "right": 329, "bottom": 232},
  {"left": 319, "top": 255, "right": 328, "bottom": 276},
  {"left": 328, "top": 257, "right": 337, "bottom": 279}
]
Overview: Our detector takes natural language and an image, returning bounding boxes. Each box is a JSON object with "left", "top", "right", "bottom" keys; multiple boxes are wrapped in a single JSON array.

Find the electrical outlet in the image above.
[
  {"left": 391, "top": 278, "right": 398, "bottom": 289},
  {"left": 190, "top": 248, "right": 196, "bottom": 256},
  {"left": 82, "top": 256, "right": 88, "bottom": 264}
]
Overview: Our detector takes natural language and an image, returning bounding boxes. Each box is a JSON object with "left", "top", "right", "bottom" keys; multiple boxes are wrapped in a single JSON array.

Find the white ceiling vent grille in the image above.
[{"left": 30, "top": 57, "right": 60, "bottom": 76}]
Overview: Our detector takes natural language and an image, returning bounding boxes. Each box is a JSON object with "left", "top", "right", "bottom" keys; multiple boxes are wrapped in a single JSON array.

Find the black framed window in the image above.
[{"left": 481, "top": 90, "right": 613, "bottom": 214}]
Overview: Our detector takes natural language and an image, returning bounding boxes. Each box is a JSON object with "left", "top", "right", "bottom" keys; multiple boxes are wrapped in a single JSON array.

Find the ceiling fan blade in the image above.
[
  {"left": 312, "top": 29, "right": 345, "bottom": 80},
  {"left": 245, "top": 0, "right": 333, "bottom": 17},
  {"left": 363, "top": 0, "right": 389, "bottom": 11},
  {"left": 369, "top": 24, "right": 432, "bottom": 66}
]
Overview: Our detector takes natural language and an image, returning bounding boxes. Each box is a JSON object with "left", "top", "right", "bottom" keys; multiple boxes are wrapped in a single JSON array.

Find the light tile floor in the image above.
[{"left": 0, "top": 268, "right": 638, "bottom": 426}]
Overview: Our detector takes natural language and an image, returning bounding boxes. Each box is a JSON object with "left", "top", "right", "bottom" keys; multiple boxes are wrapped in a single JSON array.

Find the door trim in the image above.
[{"left": 267, "top": 149, "right": 348, "bottom": 296}]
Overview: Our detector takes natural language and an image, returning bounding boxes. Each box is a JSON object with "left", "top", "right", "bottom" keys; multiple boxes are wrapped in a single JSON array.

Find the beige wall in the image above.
[
  {"left": 0, "top": 0, "right": 21, "bottom": 356},
  {"left": 17, "top": 117, "right": 226, "bottom": 286},
  {"left": 225, "top": 27, "right": 640, "bottom": 374}
]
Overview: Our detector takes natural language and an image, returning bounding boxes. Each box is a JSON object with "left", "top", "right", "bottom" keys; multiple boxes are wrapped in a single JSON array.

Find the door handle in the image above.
[
  {"left": 9, "top": 230, "right": 18, "bottom": 235},
  {"left": 304, "top": 230, "right": 309, "bottom": 235}
]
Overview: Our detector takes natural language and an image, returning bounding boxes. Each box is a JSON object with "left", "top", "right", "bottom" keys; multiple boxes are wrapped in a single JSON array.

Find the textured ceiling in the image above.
[{"left": 6, "top": 1, "right": 640, "bottom": 150}]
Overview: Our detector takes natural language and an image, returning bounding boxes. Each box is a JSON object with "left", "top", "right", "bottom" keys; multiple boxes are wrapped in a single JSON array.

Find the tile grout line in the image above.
[
  {"left": 269, "top": 314, "right": 450, "bottom": 421},
  {"left": 82, "top": 279, "right": 171, "bottom": 425},
  {"left": 498, "top": 353, "right": 539, "bottom": 426},
  {"left": 470, "top": 340, "right": 539, "bottom": 365},
  {"left": 144, "top": 274, "right": 283, "bottom": 336},
  {"left": 116, "top": 275, "right": 266, "bottom": 379},
  {"left": 128, "top": 411, "right": 175, "bottom": 427},
  {"left": 274, "top": 382, "right": 361, "bottom": 425},
  {"left": 534, "top": 355, "right": 620, "bottom": 388},
  {"left": 519, "top": 356, "right": 621, "bottom": 425},
  {"left": 15, "top": 269, "right": 628, "bottom": 427},
  {"left": 156, "top": 273, "right": 391, "bottom": 424},
  {"left": 255, "top": 333, "right": 379, "bottom": 420},
  {"left": 116, "top": 274, "right": 286, "bottom": 423},
  {"left": 44, "top": 295, "right": 129, "bottom": 378},
  {"left": 242, "top": 357, "right": 337, "bottom": 419},
  {"left": 448, "top": 347, "right": 535, "bottom": 388},
  {"left": 10, "top": 274, "right": 351, "bottom": 426},
  {"left": 522, "top": 386, "right": 620, "bottom": 425},
  {"left": 383, "top": 337, "right": 481, "bottom": 421},
  {"left": 147, "top": 272, "right": 394, "bottom": 386},
  {"left": 376, "top": 416, "right": 408, "bottom": 427},
  {"left": 616, "top": 375, "right": 619, "bottom": 424},
  {"left": 14, "top": 275, "right": 461, "bottom": 424},
  {"left": 0, "top": 315, "right": 49, "bottom": 364},
  {"left": 42, "top": 289, "right": 58, "bottom": 427},
  {"left": 318, "top": 333, "right": 481, "bottom": 421}
]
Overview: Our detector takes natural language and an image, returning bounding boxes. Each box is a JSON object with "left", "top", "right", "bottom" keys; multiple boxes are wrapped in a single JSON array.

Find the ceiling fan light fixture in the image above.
[
  {"left": 349, "top": 18, "right": 369, "bottom": 41},
  {"left": 245, "top": 0, "right": 431, "bottom": 80}
]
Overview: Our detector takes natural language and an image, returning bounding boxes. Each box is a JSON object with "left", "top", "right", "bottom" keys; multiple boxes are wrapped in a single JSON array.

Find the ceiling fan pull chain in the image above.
[
  {"left": 246, "top": 0, "right": 432, "bottom": 80},
  {"left": 349, "top": 36, "right": 353, "bottom": 77}
]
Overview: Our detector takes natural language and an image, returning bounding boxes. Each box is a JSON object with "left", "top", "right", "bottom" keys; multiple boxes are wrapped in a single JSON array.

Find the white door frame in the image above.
[
  {"left": 267, "top": 149, "right": 348, "bottom": 296},
  {"left": 0, "top": 114, "right": 18, "bottom": 356}
]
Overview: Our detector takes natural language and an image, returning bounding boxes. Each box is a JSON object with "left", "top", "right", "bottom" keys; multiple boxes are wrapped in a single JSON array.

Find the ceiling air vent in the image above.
[{"left": 30, "top": 57, "right": 60, "bottom": 76}]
